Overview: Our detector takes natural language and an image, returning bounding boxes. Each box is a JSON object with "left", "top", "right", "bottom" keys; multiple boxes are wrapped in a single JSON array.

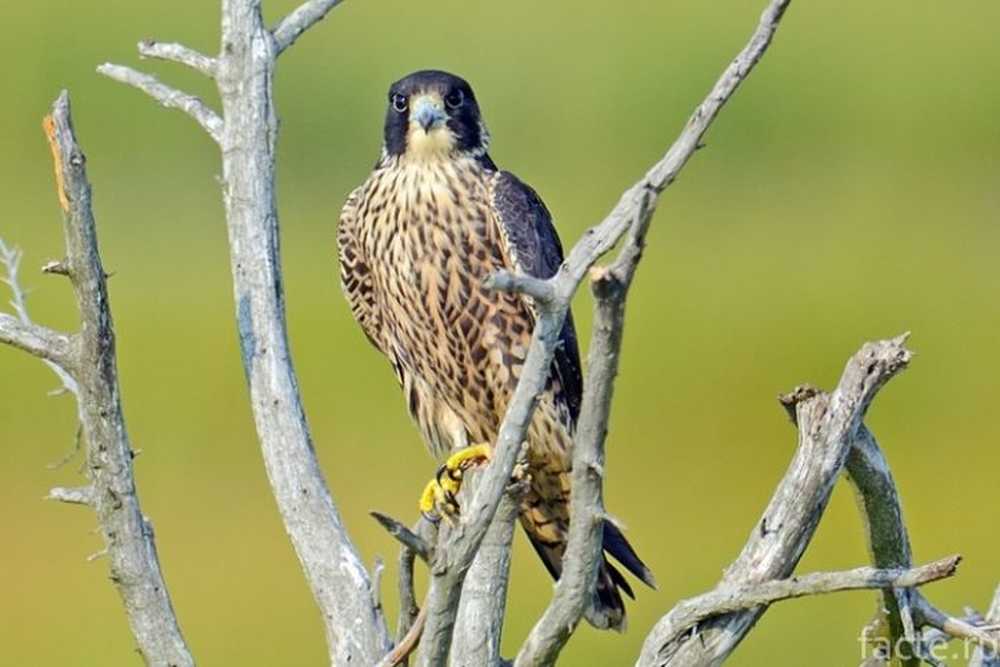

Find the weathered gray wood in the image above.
[
  {"left": 272, "top": 0, "right": 345, "bottom": 54},
  {"left": 846, "top": 424, "right": 919, "bottom": 665},
  {"left": 514, "top": 201, "right": 654, "bottom": 667},
  {"left": 638, "top": 556, "right": 960, "bottom": 648},
  {"left": 638, "top": 335, "right": 913, "bottom": 666},
  {"left": 450, "top": 486, "right": 522, "bottom": 666},
  {"left": 0, "top": 92, "right": 195, "bottom": 667},
  {"left": 97, "top": 63, "right": 222, "bottom": 143},
  {"left": 138, "top": 40, "right": 218, "bottom": 77},
  {"left": 214, "top": 2, "right": 390, "bottom": 662},
  {"left": 970, "top": 586, "right": 1000, "bottom": 667},
  {"left": 0, "top": 311, "right": 72, "bottom": 366},
  {"left": 99, "top": 1, "right": 391, "bottom": 663}
]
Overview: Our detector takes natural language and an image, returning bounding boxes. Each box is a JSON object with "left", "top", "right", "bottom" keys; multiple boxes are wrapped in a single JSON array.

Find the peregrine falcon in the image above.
[{"left": 337, "top": 70, "right": 654, "bottom": 629}]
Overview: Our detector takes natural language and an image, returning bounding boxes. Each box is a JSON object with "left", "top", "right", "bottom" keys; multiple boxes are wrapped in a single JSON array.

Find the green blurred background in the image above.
[{"left": 2, "top": 1, "right": 998, "bottom": 665}]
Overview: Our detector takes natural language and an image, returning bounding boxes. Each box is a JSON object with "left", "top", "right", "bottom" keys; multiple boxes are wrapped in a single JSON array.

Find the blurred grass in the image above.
[{"left": 1, "top": 1, "right": 998, "bottom": 665}]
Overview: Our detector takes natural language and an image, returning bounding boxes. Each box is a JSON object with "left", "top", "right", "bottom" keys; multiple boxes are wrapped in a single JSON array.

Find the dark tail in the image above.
[
  {"left": 584, "top": 521, "right": 657, "bottom": 631},
  {"left": 521, "top": 514, "right": 655, "bottom": 632}
]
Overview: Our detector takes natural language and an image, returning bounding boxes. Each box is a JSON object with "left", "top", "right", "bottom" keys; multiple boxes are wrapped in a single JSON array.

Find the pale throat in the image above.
[{"left": 405, "top": 125, "right": 457, "bottom": 162}]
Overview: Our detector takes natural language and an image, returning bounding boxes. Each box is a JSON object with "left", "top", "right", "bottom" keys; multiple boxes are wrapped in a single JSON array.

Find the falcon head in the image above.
[{"left": 383, "top": 70, "right": 490, "bottom": 160}]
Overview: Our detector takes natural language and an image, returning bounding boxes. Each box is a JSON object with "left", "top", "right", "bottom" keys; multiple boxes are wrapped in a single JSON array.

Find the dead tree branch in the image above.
[
  {"left": 0, "top": 240, "right": 76, "bottom": 371},
  {"left": 514, "top": 194, "right": 655, "bottom": 667},
  {"left": 645, "top": 555, "right": 961, "bottom": 649},
  {"left": 846, "top": 424, "right": 921, "bottom": 663},
  {"left": 638, "top": 334, "right": 913, "bottom": 666},
  {"left": 0, "top": 310, "right": 73, "bottom": 367},
  {"left": 96, "top": 64, "right": 223, "bottom": 143},
  {"left": 272, "top": 0, "right": 346, "bottom": 55},
  {"left": 138, "top": 39, "right": 218, "bottom": 77},
  {"left": 410, "top": 1, "right": 793, "bottom": 663},
  {"left": 100, "top": 1, "right": 390, "bottom": 663},
  {"left": 0, "top": 92, "right": 194, "bottom": 666},
  {"left": 451, "top": 480, "right": 524, "bottom": 665},
  {"left": 848, "top": 423, "right": 1000, "bottom": 663},
  {"left": 970, "top": 586, "right": 1000, "bottom": 667}
]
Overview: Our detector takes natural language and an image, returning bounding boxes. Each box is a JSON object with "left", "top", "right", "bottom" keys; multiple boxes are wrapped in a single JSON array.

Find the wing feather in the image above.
[
  {"left": 491, "top": 171, "right": 583, "bottom": 426},
  {"left": 337, "top": 185, "right": 385, "bottom": 352}
]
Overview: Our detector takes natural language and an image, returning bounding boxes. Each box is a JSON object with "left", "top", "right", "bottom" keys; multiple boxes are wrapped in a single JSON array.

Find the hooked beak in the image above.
[{"left": 411, "top": 95, "right": 448, "bottom": 132}]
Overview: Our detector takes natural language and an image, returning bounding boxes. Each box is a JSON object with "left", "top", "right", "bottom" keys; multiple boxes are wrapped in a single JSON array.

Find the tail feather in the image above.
[
  {"left": 603, "top": 520, "right": 657, "bottom": 589},
  {"left": 520, "top": 512, "right": 654, "bottom": 632},
  {"left": 587, "top": 559, "right": 628, "bottom": 631}
]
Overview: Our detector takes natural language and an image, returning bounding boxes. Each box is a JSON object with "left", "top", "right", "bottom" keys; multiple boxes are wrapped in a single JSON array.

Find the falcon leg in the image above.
[{"left": 418, "top": 443, "right": 492, "bottom": 522}]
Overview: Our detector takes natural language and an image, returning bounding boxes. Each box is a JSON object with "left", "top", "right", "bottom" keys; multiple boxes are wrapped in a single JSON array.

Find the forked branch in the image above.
[
  {"left": 639, "top": 335, "right": 912, "bottom": 666},
  {"left": 272, "top": 0, "right": 346, "bottom": 55},
  {"left": 100, "top": 0, "right": 388, "bottom": 663},
  {"left": 0, "top": 92, "right": 194, "bottom": 666},
  {"left": 412, "top": 1, "right": 794, "bottom": 663}
]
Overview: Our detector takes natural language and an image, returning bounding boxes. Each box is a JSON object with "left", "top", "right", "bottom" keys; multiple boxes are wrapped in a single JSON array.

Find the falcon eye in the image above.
[
  {"left": 445, "top": 89, "right": 464, "bottom": 110},
  {"left": 391, "top": 94, "right": 408, "bottom": 113}
]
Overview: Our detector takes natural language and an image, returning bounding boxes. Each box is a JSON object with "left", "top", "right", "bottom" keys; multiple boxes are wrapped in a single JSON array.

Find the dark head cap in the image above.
[{"left": 383, "top": 70, "right": 490, "bottom": 159}]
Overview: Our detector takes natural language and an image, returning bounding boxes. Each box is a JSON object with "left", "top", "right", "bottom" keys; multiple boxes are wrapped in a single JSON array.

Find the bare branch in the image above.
[
  {"left": 515, "top": 207, "right": 654, "bottom": 666},
  {"left": 483, "top": 269, "right": 556, "bottom": 304},
  {"left": 272, "top": 0, "right": 345, "bottom": 55},
  {"left": 0, "top": 313, "right": 74, "bottom": 368},
  {"left": 419, "top": 1, "right": 794, "bottom": 663},
  {"left": 371, "top": 511, "right": 433, "bottom": 563},
  {"left": 210, "top": 2, "right": 391, "bottom": 661},
  {"left": 0, "top": 240, "right": 76, "bottom": 369},
  {"left": 970, "top": 586, "right": 1000, "bottom": 667},
  {"left": 648, "top": 556, "right": 960, "bottom": 647},
  {"left": 915, "top": 596, "right": 1000, "bottom": 657},
  {"left": 41, "top": 259, "right": 70, "bottom": 276},
  {"left": 846, "top": 424, "right": 921, "bottom": 664},
  {"left": 844, "top": 413, "right": 1000, "bottom": 665},
  {"left": 46, "top": 485, "right": 95, "bottom": 506},
  {"left": 451, "top": 479, "right": 523, "bottom": 665},
  {"left": 380, "top": 607, "right": 428, "bottom": 667},
  {"left": 389, "top": 518, "right": 438, "bottom": 667},
  {"left": 38, "top": 90, "right": 193, "bottom": 666},
  {"left": 138, "top": 39, "right": 217, "bottom": 77},
  {"left": 639, "top": 334, "right": 912, "bottom": 666},
  {"left": 97, "top": 63, "right": 223, "bottom": 143}
]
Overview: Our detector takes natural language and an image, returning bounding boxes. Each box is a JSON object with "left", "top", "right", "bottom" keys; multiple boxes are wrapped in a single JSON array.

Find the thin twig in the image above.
[
  {"left": 379, "top": 607, "right": 428, "bottom": 667},
  {"left": 970, "top": 586, "right": 1000, "bottom": 667},
  {"left": 138, "top": 40, "right": 218, "bottom": 77},
  {"left": 483, "top": 270, "right": 556, "bottom": 304},
  {"left": 97, "top": 63, "right": 223, "bottom": 143},
  {"left": 651, "top": 556, "right": 960, "bottom": 647},
  {"left": 914, "top": 595, "right": 1000, "bottom": 657},
  {"left": 46, "top": 485, "right": 95, "bottom": 506},
  {"left": 0, "top": 239, "right": 76, "bottom": 370},
  {"left": 371, "top": 511, "right": 433, "bottom": 563},
  {"left": 272, "top": 0, "right": 345, "bottom": 55},
  {"left": 0, "top": 312, "right": 74, "bottom": 368}
]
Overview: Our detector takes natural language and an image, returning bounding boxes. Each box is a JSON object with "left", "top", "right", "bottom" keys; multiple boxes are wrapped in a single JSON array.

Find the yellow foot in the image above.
[{"left": 418, "top": 444, "right": 492, "bottom": 522}]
